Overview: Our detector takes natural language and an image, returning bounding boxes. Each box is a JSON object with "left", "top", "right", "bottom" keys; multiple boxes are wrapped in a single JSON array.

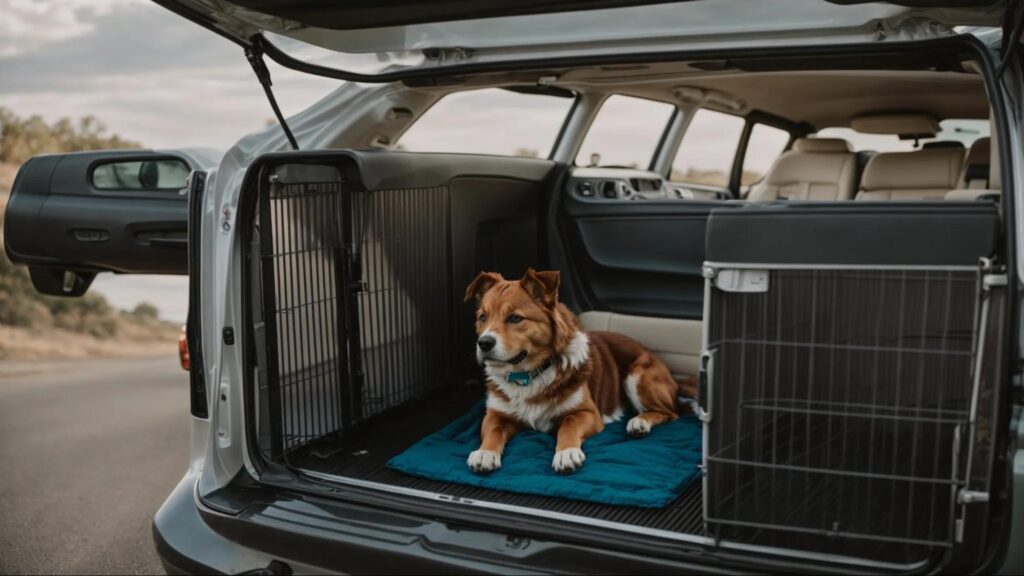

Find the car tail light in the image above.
[{"left": 178, "top": 325, "right": 190, "bottom": 372}]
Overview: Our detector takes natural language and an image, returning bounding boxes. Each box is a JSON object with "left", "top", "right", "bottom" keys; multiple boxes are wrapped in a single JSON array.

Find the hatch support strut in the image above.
[{"left": 245, "top": 43, "right": 300, "bottom": 150}]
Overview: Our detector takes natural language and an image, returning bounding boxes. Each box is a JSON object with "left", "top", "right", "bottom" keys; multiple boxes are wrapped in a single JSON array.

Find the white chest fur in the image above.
[
  {"left": 487, "top": 386, "right": 585, "bottom": 433},
  {"left": 482, "top": 331, "right": 591, "bottom": 433}
]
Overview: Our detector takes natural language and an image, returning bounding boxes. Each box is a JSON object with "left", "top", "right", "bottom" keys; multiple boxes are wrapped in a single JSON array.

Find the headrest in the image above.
[
  {"left": 964, "top": 137, "right": 990, "bottom": 164},
  {"left": 860, "top": 148, "right": 965, "bottom": 191},
  {"left": 792, "top": 137, "right": 852, "bottom": 153},
  {"left": 851, "top": 113, "right": 941, "bottom": 136}
]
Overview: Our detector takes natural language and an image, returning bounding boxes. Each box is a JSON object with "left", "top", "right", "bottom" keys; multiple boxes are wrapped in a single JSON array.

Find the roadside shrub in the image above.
[
  {"left": 0, "top": 291, "right": 49, "bottom": 327},
  {"left": 130, "top": 302, "right": 160, "bottom": 320}
]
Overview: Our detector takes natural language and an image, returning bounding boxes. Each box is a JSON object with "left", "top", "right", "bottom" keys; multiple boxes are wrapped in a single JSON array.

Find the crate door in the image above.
[
  {"left": 702, "top": 265, "right": 982, "bottom": 564},
  {"left": 255, "top": 164, "right": 361, "bottom": 459}
]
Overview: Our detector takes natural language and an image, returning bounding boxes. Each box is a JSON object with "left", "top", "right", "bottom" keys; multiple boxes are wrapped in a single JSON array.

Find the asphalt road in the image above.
[{"left": 0, "top": 355, "right": 190, "bottom": 575}]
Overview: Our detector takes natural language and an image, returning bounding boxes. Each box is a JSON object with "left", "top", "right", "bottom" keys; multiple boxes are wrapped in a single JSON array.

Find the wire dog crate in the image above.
[
  {"left": 703, "top": 266, "right": 983, "bottom": 565},
  {"left": 253, "top": 163, "right": 453, "bottom": 458}
]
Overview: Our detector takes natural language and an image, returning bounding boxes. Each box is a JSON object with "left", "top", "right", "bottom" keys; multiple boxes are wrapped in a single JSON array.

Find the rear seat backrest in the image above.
[
  {"left": 856, "top": 147, "right": 966, "bottom": 201},
  {"left": 578, "top": 311, "right": 702, "bottom": 377},
  {"left": 747, "top": 137, "right": 856, "bottom": 202},
  {"left": 945, "top": 131, "right": 1000, "bottom": 202},
  {"left": 958, "top": 137, "right": 991, "bottom": 189}
]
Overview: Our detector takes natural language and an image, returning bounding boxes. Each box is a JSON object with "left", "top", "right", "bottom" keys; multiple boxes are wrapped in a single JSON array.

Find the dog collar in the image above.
[{"left": 506, "top": 359, "right": 553, "bottom": 387}]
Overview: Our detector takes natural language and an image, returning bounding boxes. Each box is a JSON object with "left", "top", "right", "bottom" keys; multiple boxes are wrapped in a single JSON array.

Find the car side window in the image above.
[
  {"left": 397, "top": 88, "right": 574, "bottom": 158},
  {"left": 740, "top": 123, "right": 790, "bottom": 195},
  {"left": 575, "top": 95, "right": 675, "bottom": 168},
  {"left": 91, "top": 159, "right": 190, "bottom": 190},
  {"left": 671, "top": 108, "right": 745, "bottom": 187}
]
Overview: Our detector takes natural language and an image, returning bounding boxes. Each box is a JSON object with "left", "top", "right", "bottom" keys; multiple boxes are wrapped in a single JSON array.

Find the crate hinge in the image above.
[
  {"left": 343, "top": 246, "right": 367, "bottom": 294},
  {"left": 982, "top": 273, "right": 1008, "bottom": 290},
  {"left": 955, "top": 489, "right": 991, "bottom": 543}
]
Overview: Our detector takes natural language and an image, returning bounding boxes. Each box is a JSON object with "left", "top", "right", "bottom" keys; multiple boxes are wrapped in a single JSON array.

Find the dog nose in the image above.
[{"left": 477, "top": 336, "right": 496, "bottom": 352}]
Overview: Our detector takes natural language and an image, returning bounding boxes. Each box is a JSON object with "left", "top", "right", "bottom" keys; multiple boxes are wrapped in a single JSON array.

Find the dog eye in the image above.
[
  {"left": 507, "top": 314, "right": 524, "bottom": 324},
  {"left": 478, "top": 314, "right": 487, "bottom": 323}
]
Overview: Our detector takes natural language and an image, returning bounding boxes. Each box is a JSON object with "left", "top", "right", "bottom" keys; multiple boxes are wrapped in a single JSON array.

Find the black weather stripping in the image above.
[{"left": 245, "top": 43, "right": 300, "bottom": 150}]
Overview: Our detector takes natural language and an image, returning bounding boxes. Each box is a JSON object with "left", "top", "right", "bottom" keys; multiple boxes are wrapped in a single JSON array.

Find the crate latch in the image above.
[
  {"left": 957, "top": 489, "right": 989, "bottom": 504},
  {"left": 698, "top": 350, "right": 715, "bottom": 423}
]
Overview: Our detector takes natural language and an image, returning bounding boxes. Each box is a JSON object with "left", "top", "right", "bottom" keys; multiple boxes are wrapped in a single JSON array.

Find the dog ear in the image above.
[
  {"left": 551, "top": 303, "right": 575, "bottom": 355},
  {"left": 520, "top": 269, "right": 560, "bottom": 307},
  {"left": 464, "top": 271, "right": 503, "bottom": 303}
]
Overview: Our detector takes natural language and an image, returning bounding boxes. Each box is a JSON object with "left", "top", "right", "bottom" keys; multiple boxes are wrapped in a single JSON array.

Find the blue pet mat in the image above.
[{"left": 387, "top": 401, "right": 702, "bottom": 508}]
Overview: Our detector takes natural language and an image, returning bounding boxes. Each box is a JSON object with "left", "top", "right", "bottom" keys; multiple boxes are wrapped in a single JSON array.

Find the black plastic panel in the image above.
[
  {"left": 706, "top": 202, "right": 999, "bottom": 266},
  {"left": 187, "top": 171, "right": 208, "bottom": 419},
  {"left": 561, "top": 194, "right": 730, "bottom": 319}
]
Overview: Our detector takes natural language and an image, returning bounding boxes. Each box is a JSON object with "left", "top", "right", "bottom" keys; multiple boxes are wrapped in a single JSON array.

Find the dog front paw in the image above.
[
  {"left": 626, "top": 416, "right": 651, "bottom": 437},
  {"left": 467, "top": 449, "right": 501, "bottom": 474},
  {"left": 552, "top": 447, "right": 586, "bottom": 474}
]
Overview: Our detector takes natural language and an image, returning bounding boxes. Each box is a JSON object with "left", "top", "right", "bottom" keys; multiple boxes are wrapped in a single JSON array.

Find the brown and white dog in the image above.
[{"left": 464, "top": 269, "right": 697, "bottom": 474}]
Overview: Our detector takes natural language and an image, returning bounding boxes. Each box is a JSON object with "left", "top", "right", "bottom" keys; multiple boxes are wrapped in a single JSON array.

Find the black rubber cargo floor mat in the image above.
[{"left": 288, "top": 386, "right": 706, "bottom": 536}]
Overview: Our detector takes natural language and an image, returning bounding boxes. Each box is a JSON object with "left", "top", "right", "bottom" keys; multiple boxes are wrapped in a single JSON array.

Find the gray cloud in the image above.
[
  {"left": 0, "top": 1, "right": 240, "bottom": 94},
  {"left": 0, "top": 2, "right": 339, "bottom": 149}
]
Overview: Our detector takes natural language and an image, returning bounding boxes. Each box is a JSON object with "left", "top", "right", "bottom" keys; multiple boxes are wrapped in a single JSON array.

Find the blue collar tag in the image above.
[
  {"left": 506, "top": 371, "right": 532, "bottom": 386},
  {"left": 505, "top": 360, "right": 553, "bottom": 387}
]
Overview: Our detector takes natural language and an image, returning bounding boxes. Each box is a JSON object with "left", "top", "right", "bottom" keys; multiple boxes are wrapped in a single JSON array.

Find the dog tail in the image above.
[
  {"left": 676, "top": 374, "right": 698, "bottom": 399},
  {"left": 675, "top": 375, "right": 700, "bottom": 414}
]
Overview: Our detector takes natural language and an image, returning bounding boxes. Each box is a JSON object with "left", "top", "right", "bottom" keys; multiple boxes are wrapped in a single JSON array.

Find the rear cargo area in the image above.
[
  {"left": 287, "top": 385, "right": 706, "bottom": 535},
  {"left": 242, "top": 150, "right": 1006, "bottom": 570}
]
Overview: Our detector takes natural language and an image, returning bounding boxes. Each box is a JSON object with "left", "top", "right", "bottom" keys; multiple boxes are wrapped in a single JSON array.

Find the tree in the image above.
[{"left": 0, "top": 107, "right": 141, "bottom": 164}]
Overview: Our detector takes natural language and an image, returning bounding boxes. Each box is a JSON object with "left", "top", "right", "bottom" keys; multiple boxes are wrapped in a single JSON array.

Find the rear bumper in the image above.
[
  {"left": 152, "top": 473, "right": 263, "bottom": 575},
  {"left": 151, "top": 470, "right": 739, "bottom": 575},
  {"left": 154, "top": 463, "right": 1020, "bottom": 575}
]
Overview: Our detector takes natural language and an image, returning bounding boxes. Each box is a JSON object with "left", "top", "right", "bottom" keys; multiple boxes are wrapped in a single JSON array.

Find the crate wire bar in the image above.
[
  {"left": 257, "top": 166, "right": 452, "bottom": 457},
  {"left": 352, "top": 186, "right": 452, "bottom": 419},
  {"left": 704, "top": 267, "right": 980, "bottom": 564}
]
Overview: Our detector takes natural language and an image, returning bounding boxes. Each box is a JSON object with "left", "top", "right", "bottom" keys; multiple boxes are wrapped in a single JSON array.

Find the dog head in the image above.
[{"left": 464, "top": 269, "right": 577, "bottom": 371}]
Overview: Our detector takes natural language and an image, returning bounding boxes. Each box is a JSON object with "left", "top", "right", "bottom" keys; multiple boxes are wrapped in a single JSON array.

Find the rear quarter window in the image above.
[
  {"left": 671, "top": 108, "right": 745, "bottom": 187},
  {"left": 397, "top": 88, "right": 574, "bottom": 158},
  {"left": 575, "top": 95, "right": 675, "bottom": 169}
]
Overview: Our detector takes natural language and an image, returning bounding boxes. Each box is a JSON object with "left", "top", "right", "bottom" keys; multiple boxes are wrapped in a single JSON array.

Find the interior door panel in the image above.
[{"left": 560, "top": 187, "right": 726, "bottom": 319}]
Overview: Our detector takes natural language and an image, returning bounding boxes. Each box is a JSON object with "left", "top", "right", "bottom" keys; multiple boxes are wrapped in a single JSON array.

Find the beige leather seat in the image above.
[
  {"left": 946, "top": 133, "right": 1000, "bottom": 202},
  {"left": 958, "top": 137, "right": 991, "bottom": 189},
  {"left": 578, "top": 311, "right": 701, "bottom": 377},
  {"left": 855, "top": 147, "right": 966, "bottom": 201},
  {"left": 748, "top": 137, "right": 856, "bottom": 202}
]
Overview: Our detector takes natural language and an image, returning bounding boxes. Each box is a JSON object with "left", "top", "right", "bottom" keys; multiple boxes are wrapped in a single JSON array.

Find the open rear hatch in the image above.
[{"left": 154, "top": 0, "right": 1006, "bottom": 81}]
